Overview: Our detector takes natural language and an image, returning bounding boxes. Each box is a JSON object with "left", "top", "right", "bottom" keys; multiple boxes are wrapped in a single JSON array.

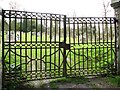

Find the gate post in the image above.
[
  {"left": 1, "top": 9, "right": 5, "bottom": 89},
  {"left": 63, "top": 15, "right": 67, "bottom": 77},
  {"left": 111, "top": 0, "right": 120, "bottom": 75}
]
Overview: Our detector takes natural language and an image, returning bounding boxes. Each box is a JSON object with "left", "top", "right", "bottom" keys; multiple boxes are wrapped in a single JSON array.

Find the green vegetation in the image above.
[
  {"left": 3, "top": 32, "right": 115, "bottom": 81},
  {"left": 1, "top": 16, "right": 117, "bottom": 89},
  {"left": 40, "top": 77, "right": 88, "bottom": 89},
  {"left": 106, "top": 75, "right": 120, "bottom": 87}
]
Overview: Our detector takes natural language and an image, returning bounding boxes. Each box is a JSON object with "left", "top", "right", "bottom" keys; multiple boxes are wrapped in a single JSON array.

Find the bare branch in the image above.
[
  {"left": 102, "top": 0, "right": 110, "bottom": 17},
  {"left": 9, "top": 1, "right": 19, "bottom": 10}
]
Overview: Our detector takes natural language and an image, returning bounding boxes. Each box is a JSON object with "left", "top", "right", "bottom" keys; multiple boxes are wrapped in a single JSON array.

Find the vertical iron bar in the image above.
[
  {"left": 15, "top": 11, "right": 17, "bottom": 80},
  {"left": 98, "top": 18, "right": 101, "bottom": 74},
  {"left": 82, "top": 21, "right": 84, "bottom": 75},
  {"left": 35, "top": 16, "right": 38, "bottom": 79},
  {"left": 78, "top": 49, "right": 80, "bottom": 75},
  {"left": 68, "top": 18, "right": 72, "bottom": 76},
  {"left": 73, "top": 18, "right": 76, "bottom": 76},
  {"left": 58, "top": 15, "right": 61, "bottom": 76},
  {"left": 86, "top": 20, "right": 88, "bottom": 75},
  {"left": 63, "top": 15, "right": 66, "bottom": 77},
  {"left": 110, "top": 18, "right": 113, "bottom": 73},
  {"left": 106, "top": 18, "right": 109, "bottom": 74},
  {"left": 2, "top": 9, "right": 5, "bottom": 89},
  {"left": 109, "top": 18, "right": 114, "bottom": 73},
  {"left": 20, "top": 12, "right": 22, "bottom": 79},
  {"left": 9, "top": 10, "right": 11, "bottom": 82},
  {"left": 77, "top": 19, "right": 80, "bottom": 44},
  {"left": 54, "top": 16, "right": 57, "bottom": 77},
  {"left": 30, "top": 15, "right": 32, "bottom": 79},
  {"left": 77, "top": 20, "right": 80, "bottom": 75},
  {"left": 45, "top": 16, "right": 47, "bottom": 77},
  {"left": 102, "top": 18, "right": 105, "bottom": 74},
  {"left": 40, "top": 17, "right": 42, "bottom": 78},
  {"left": 25, "top": 12, "right": 27, "bottom": 78},
  {"left": 94, "top": 18, "right": 97, "bottom": 75},
  {"left": 50, "top": 15, "right": 52, "bottom": 77},
  {"left": 90, "top": 19, "right": 93, "bottom": 75}
]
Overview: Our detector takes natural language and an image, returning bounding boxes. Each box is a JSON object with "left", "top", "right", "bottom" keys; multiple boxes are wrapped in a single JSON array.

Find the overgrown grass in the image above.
[
  {"left": 40, "top": 76, "right": 88, "bottom": 88},
  {"left": 106, "top": 75, "right": 120, "bottom": 87}
]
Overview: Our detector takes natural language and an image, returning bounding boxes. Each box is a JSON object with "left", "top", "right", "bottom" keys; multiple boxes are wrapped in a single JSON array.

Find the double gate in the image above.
[{"left": 2, "top": 10, "right": 118, "bottom": 88}]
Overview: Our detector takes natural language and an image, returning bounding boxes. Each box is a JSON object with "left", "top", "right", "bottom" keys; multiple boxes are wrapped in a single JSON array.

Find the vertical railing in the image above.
[
  {"left": 54, "top": 16, "right": 57, "bottom": 77},
  {"left": 35, "top": 15, "right": 38, "bottom": 79},
  {"left": 63, "top": 15, "right": 67, "bottom": 77},
  {"left": 25, "top": 12, "right": 27, "bottom": 78},
  {"left": 14, "top": 11, "right": 17, "bottom": 79},
  {"left": 2, "top": 9, "right": 5, "bottom": 89},
  {"left": 45, "top": 16, "right": 47, "bottom": 77},
  {"left": 20, "top": 14, "right": 22, "bottom": 79},
  {"left": 2, "top": 10, "right": 118, "bottom": 89},
  {"left": 30, "top": 14, "right": 33, "bottom": 79},
  {"left": 40, "top": 16, "right": 42, "bottom": 78},
  {"left": 8, "top": 10, "right": 11, "bottom": 82},
  {"left": 58, "top": 15, "right": 61, "bottom": 76},
  {"left": 50, "top": 15, "right": 52, "bottom": 77}
]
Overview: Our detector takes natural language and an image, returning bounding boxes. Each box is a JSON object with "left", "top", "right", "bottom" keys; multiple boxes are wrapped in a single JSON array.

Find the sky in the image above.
[{"left": 0, "top": 0, "right": 115, "bottom": 17}]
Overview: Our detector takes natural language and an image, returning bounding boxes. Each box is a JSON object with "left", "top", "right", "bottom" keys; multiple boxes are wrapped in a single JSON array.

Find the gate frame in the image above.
[
  {"left": 2, "top": 9, "right": 5, "bottom": 89},
  {"left": 1, "top": 9, "right": 118, "bottom": 89}
]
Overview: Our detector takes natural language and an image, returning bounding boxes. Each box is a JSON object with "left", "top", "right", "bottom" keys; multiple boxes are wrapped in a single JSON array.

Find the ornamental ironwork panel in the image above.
[{"left": 65, "top": 17, "right": 118, "bottom": 77}]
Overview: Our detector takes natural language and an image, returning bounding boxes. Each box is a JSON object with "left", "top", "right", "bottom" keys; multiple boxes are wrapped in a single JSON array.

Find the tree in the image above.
[
  {"left": 21, "top": 19, "right": 32, "bottom": 32},
  {"left": 0, "top": 19, "right": 9, "bottom": 43},
  {"left": 21, "top": 18, "right": 45, "bottom": 33},
  {"left": 0, "top": 19, "right": 8, "bottom": 32},
  {"left": 102, "top": 1, "right": 110, "bottom": 17},
  {"left": 11, "top": 20, "right": 20, "bottom": 31},
  {"left": 102, "top": 0, "right": 113, "bottom": 41},
  {"left": 9, "top": 1, "right": 19, "bottom": 10},
  {"left": 37, "top": 23, "right": 45, "bottom": 32},
  {"left": 76, "top": 24, "right": 97, "bottom": 42}
]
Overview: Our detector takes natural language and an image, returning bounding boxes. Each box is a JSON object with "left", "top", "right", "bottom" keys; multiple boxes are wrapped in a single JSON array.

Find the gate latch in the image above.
[{"left": 59, "top": 42, "right": 70, "bottom": 50}]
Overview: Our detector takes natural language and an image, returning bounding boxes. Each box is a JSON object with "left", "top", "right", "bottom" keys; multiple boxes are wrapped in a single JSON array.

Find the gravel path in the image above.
[{"left": 19, "top": 77, "right": 118, "bottom": 89}]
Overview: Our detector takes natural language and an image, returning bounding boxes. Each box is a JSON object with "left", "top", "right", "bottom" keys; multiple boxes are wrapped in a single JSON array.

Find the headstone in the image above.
[
  {"left": 16, "top": 34, "right": 20, "bottom": 41},
  {"left": 52, "top": 36, "right": 55, "bottom": 41},
  {"left": 32, "top": 32, "right": 36, "bottom": 35},
  {"left": 6, "top": 31, "right": 15, "bottom": 42},
  {"left": 37, "top": 32, "right": 41, "bottom": 37}
]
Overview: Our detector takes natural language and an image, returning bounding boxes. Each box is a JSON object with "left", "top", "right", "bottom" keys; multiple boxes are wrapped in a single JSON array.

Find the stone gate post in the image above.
[{"left": 111, "top": 0, "right": 120, "bottom": 75}]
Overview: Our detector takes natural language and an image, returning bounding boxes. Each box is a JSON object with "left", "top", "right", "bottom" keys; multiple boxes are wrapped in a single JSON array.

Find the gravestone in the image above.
[
  {"left": 51, "top": 35, "right": 59, "bottom": 41},
  {"left": 37, "top": 32, "right": 41, "bottom": 37},
  {"left": 6, "top": 31, "right": 15, "bottom": 42},
  {"left": 16, "top": 34, "right": 20, "bottom": 41}
]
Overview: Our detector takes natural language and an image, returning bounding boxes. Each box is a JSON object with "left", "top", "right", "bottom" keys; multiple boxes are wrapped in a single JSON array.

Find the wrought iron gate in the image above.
[{"left": 2, "top": 10, "right": 118, "bottom": 88}]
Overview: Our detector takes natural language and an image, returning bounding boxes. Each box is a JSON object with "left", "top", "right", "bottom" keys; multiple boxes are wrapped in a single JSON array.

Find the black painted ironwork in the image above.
[{"left": 2, "top": 10, "right": 118, "bottom": 89}]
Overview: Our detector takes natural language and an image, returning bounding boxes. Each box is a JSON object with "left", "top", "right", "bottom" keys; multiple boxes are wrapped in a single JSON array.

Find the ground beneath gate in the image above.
[{"left": 19, "top": 76, "right": 120, "bottom": 89}]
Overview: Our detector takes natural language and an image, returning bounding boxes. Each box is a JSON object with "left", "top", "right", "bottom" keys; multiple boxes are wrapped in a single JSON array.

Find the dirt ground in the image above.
[{"left": 20, "top": 77, "right": 120, "bottom": 89}]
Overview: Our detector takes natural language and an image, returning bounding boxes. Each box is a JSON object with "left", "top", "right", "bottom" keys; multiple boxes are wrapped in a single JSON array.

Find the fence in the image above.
[{"left": 2, "top": 10, "right": 118, "bottom": 89}]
